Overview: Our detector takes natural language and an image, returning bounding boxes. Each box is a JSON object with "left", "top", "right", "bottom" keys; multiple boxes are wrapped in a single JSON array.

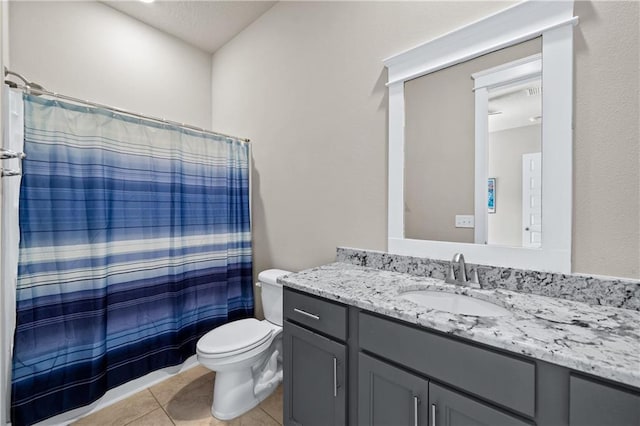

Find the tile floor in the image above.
[{"left": 72, "top": 365, "right": 283, "bottom": 426}]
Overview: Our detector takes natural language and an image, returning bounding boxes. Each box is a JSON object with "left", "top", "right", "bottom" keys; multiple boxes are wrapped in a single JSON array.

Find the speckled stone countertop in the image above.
[
  {"left": 337, "top": 247, "right": 640, "bottom": 310},
  {"left": 280, "top": 262, "right": 640, "bottom": 389}
]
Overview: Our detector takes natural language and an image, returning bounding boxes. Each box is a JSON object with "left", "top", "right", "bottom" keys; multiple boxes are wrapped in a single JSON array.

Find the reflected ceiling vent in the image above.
[{"left": 526, "top": 86, "right": 541, "bottom": 96}]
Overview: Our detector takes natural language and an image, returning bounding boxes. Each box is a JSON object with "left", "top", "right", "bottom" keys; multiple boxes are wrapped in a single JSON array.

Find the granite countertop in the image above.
[{"left": 280, "top": 262, "right": 640, "bottom": 389}]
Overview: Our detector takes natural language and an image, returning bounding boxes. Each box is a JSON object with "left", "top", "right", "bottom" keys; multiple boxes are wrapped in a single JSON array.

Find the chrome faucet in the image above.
[{"left": 445, "top": 253, "right": 481, "bottom": 288}]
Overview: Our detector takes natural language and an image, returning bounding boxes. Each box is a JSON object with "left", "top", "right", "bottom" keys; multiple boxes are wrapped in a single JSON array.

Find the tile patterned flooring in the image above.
[{"left": 72, "top": 365, "right": 283, "bottom": 426}]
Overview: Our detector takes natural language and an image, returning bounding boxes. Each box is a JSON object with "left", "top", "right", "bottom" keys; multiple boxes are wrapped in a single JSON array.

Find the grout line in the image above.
[
  {"left": 258, "top": 406, "right": 283, "bottom": 426},
  {"left": 123, "top": 408, "right": 168, "bottom": 426},
  {"left": 148, "top": 388, "right": 176, "bottom": 425},
  {"left": 121, "top": 390, "right": 163, "bottom": 426},
  {"left": 148, "top": 387, "right": 162, "bottom": 407}
]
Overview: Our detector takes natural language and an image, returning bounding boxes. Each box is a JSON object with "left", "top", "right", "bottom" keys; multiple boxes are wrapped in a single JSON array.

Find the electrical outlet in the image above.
[{"left": 455, "top": 215, "right": 475, "bottom": 228}]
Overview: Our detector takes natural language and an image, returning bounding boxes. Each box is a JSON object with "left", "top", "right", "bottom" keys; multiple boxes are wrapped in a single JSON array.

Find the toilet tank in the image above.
[{"left": 258, "top": 269, "right": 291, "bottom": 326}]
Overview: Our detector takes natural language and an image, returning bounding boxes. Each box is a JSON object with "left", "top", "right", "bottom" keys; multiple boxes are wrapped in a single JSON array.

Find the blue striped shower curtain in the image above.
[{"left": 11, "top": 95, "right": 253, "bottom": 425}]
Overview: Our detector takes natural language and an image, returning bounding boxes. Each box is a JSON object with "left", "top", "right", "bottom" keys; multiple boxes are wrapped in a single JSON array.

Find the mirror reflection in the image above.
[
  {"left": 487, "top": 78, "right": 542, "bottom": 247},
  {"left": 404, "top": 38, "right": 541, "bottom": 247}
]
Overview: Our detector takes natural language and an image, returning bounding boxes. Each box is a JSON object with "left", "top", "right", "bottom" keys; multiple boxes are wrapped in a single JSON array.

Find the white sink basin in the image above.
[{"left": 400, "top": 290, "right": 511, "bottom": 317}]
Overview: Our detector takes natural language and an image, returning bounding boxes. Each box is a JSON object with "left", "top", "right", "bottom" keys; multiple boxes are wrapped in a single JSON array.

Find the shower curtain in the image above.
[{"left": 10, "top": 94, "right": 253, "bottom": 425}]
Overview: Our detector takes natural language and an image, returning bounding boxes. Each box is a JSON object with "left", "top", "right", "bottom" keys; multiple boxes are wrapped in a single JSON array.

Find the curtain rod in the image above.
[{"left": 4, "top": 69, "right": 250, "bottom": 143}]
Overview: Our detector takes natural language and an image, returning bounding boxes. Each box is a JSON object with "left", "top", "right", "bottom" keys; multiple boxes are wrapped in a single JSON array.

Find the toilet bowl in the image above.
[{"left": 196, "top": 269, "right": 290, "bottom": 420}]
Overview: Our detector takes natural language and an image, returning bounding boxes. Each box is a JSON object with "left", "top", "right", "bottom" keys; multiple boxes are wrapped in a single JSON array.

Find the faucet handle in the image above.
[
  {"left": 455, "top": 253, "right": 467, "bottom": 283},
  {"left": 469, "top": 268, "right": 481, "bottom": 289},
  {"left": 445, "top": 263, "right": 457, "bottom": 284}
]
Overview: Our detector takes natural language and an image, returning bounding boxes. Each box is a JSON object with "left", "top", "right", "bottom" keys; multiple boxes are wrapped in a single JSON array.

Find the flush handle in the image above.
[{"left": 293, "top": 308, "right": 320, "bottom": 321}]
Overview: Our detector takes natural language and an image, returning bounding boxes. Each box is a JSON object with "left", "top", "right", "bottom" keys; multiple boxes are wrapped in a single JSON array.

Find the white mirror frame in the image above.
[{"left": 384, "top": 1, "right": 578, "bottom": 273}]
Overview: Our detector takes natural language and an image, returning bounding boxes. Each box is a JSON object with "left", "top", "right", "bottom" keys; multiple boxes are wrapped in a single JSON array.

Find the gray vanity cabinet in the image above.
[
  {"left": 283, "top": 287, "right": 640, "bottom": 426},
  {"left": 568, "top": 375, "right": 640, "bottom": 426},
  {"left": 358, "top": 352, "right": 429, "bottom": 425},
  {"left": 358, "top": 312, "right": 535, "bottom": 418},
  {"left": 429, "top": 383, "right": 531, "bottom": 426},
  {"left": 283, "top": 290, "right": 348, "bottom": 426},
  {"left": 358, "top": 350, "right": 530, "bottom": 426}
]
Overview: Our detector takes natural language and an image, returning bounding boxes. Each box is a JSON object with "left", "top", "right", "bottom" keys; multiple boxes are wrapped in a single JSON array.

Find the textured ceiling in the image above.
[{"left": 103, "top": 1, "right": 277, "bottom": 54}]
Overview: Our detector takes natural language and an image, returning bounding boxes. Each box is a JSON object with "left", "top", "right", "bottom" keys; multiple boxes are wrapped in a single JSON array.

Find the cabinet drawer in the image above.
[
  {"left": 569, "top": 374, "right": 640, "bottom": 426},
  {"left": 284, "top": 288, "right": 347, "bottom": 341},
  {"left": 359, "top": 312, "right": 535, "bottom": 417}
]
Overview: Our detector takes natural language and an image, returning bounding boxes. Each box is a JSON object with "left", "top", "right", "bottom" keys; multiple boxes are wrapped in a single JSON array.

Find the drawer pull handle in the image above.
[
  {"left": 293, "top": 308, "right": 320, "bottom": 320},
  {"left": 333, "top": 357, "right": 338, "bottom": 397},
  {"left": 414, "top": 396, "right": 419, "bottom": 426},
  {"left": 431, "top": 403, "right": 437, "bottom": 426}
]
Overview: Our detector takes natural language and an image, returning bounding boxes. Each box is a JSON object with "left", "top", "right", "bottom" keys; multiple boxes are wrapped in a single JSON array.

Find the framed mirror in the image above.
[{"left": 385, "top": 1, "right": 578, "bottom": 273}]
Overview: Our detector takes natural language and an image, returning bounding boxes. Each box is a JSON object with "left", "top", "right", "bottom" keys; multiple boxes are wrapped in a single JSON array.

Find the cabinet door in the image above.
[
  {"left": 283, "top": 321, "right": 346, "bottom": 426},
  {"left": 429, "top": 383, "right": 530, "bottom": 426},
  {"left": 358, "top": 352, "right": 429, "bottom": 426},
  {"left": 569, "top": 375, "right": 640, "bottom": 426}
]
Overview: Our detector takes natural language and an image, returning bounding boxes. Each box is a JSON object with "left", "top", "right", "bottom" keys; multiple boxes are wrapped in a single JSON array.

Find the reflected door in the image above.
[{"left": 522, "top": 152, "right": 542, "bottom": 248}]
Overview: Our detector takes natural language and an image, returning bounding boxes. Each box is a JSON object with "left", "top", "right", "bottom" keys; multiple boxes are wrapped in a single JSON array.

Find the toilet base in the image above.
[
  {"left": 211, "top": 366, "right": 280, "bottom": 420},
  {"left": 197, "top": 321, "right": 284, "bottom": 421}
]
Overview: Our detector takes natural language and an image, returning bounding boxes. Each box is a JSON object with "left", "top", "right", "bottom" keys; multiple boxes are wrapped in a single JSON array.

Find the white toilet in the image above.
[{"left": 196, "top": 269, "right": 290, "bottom": 420}]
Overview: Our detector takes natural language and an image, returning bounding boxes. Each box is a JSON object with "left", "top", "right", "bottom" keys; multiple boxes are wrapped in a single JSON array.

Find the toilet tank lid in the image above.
[{"left": 258, "top": 269, "right": 292, "bottom": 285}]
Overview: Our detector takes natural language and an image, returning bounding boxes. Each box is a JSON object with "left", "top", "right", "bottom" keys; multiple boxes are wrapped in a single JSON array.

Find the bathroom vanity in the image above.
[
  {"left": 281, "top": 261, "right": 640, "bottom": 426},
  {"left": 281, "top": 3, "right": 640, "bottom": 424}
]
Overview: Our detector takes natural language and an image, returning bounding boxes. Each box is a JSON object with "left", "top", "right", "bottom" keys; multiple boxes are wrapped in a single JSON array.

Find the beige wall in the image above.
[
  {"left": 573, "top": 1, "right": 639, "bottom": 278},
  {"left": 8, "top": 1, "right": 212, "bottom": 129},
  {"left": 210, "top": 1, "right": 639, "bottom": 281},
  {"left": 488, "top": 124, "right": 541, "bottom": 247},
  {"left": 210, "top": 1, "right": 513, "bottom": 282},
  {"left": 404, "top": 39, "right": 540, "bottom": 243}
]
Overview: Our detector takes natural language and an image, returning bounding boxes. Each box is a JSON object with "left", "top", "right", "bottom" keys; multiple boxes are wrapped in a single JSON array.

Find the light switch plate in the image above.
[{"left": 455, "top": 215, "right": 475, "bottom": 228}]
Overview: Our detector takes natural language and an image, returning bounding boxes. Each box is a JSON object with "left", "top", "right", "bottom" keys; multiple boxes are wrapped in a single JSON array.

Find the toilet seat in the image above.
[{"left": 197, "top": 318, "right": 275, "bottom": 358}]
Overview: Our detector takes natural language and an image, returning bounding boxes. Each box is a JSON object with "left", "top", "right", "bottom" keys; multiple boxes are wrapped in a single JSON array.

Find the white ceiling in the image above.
[
  {"left": 488, "top": 78, "right": 542, "bottom": 133},
  {"left": 103, "top": 1, "right": 277, "bottom": 54}
]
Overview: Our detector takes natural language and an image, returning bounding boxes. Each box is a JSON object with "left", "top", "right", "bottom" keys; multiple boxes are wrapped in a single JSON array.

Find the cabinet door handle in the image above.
[
  {"left": 293, "top": 308, "right": 320, "bottom": 320},
  {"left": 333, "top": 357, "right": 338, "bottom": 397},
  {"left": 413, "top": 396, "right": 419, "bottom": 426},
  {"left": 431, "top": 403, "right": 437, "bottom": 426}
]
